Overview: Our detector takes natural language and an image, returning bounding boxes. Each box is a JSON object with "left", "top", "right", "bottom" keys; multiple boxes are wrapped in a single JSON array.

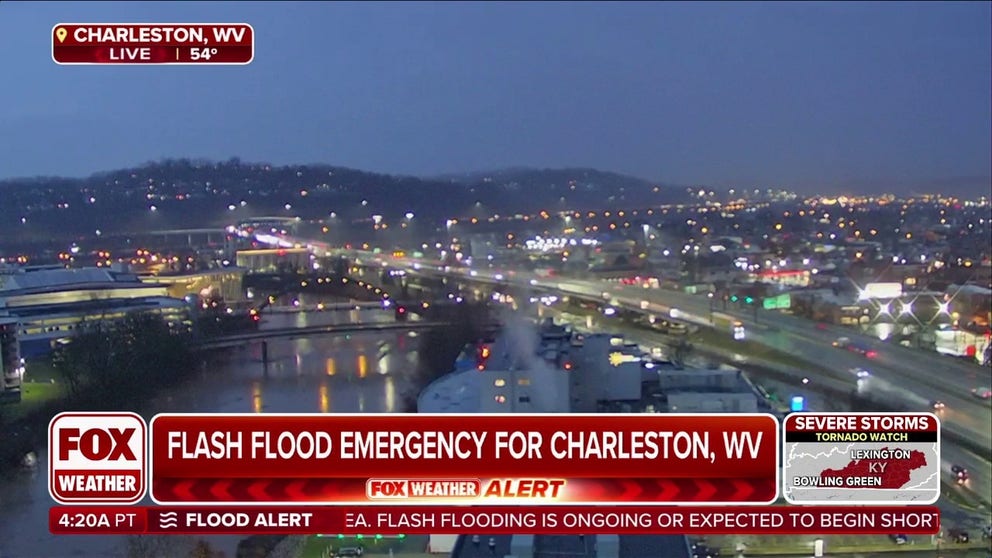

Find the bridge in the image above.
[
  {"left": 196, "top": 320, "right": 449, "bottom": 350},
  {"left": 242, "top": 271, "right": 403, "bottom": 316}
]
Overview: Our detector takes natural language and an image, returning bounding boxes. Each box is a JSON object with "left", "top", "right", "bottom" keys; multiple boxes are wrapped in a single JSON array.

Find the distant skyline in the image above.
[{"left": 1, "top": 1, "right": 989, "bottom": 196}]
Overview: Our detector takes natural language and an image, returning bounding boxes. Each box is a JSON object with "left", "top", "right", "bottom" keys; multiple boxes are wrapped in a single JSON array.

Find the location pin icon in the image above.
[{"left": 56, "top": 27, "right": 67, "bottom": 43}]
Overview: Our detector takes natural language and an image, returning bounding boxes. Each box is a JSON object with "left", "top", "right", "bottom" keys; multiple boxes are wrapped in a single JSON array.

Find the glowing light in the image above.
[
  {"left": 319, "top": 384, "right": 330, "bottom": 413},
  {"left": 252, "top": 382, "right": 263, "bottom": 413},
  {"left": 358, "top": 354, "right": 368, "bottom": 378}
]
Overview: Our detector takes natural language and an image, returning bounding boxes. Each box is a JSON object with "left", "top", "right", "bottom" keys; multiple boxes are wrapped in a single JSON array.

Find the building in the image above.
[
  {"left": 418, "top": 318, "right": 719, "bottom": 558},
  {"left": 0, "top": 266, "right": 188, "bottom": 357},
  {"left": 658, "top": 368, "right": 758, "bottom": 413},
  {"left": 140, "top": 267, "right": 246, "bottom": 303},
  {"left": 946, "top": 284, "right": 992, "bottom": 328},
  {"left": 0, "top": 317, "right": 22, "bottom": 402},
  {"left": 569, "top": 333, "right": 643, "bottom": 411},
  {"left": 236, "top": 248, "right": 310, "bottom": 273}
]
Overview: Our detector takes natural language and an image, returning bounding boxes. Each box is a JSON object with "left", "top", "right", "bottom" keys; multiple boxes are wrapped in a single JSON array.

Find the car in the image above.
[
  {"left": 971, "top": 387, "right": 992, "bottom": 399},
  {"left": 850, "top": 367, "right": 871, "bottom": 378},
  {"left": 334, "top": 548, "right": 364, "bottom": 557},
  {"left": 951, "top": 465, "right": 969, "bottom": 482},
  {"left": 947, "top": 529, "right": 969, "bottom": 543},
  {"left": 733, "top": 323, "right": 746, "bottom": 341},
  {"left": 930, "top": 400, "right": 946, "bottom": 410},
  {"left": 889, "top": 534, "right": 908, "bottom": 545},
  {"left": 832, "top": 337, "right": 850, "bottom": 348}
]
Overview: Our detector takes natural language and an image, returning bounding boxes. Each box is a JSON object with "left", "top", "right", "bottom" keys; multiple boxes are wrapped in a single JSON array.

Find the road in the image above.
[
  {"left": 267, "top": 239, "right": 992, "bottom": 508},
  {"left": 599, "top": 280, "right": 992, "bottom": 446},
  {"left": 550, "top": 306, "right": 992, "bottom": 511},
  {"left": 317, "top": 247, "right": 991, "bottom": 483},
  {"left": 405, "top": 259, "right": 991, "bottom": 449}
]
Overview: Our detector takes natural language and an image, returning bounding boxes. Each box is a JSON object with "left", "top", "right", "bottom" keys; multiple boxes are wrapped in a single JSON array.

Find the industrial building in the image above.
[
  {"left": 139, "top": 267, "right": 246, "bottom": 303},
  {"left": 0, "top": 266, "right": 188, "bottom": 357},
  {"left": 418, "top": 317, "right": 755, "bottom": 557}
]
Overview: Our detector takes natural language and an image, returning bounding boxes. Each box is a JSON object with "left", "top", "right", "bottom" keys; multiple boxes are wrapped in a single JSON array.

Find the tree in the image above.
[
  {"left": 52, "top": 319, "right": 113, "bottom": 401},
  {"left": 401, "top": 302, "right": 497, "bottom": 411},
  {"left": 189, "top": 539, "right": 225, "bottom": 558},
  {"left": 52, "top": 312, "right": 194, "bottom": 408},
  {"left": 672, "top": 339, "right": 694, "bottom": 369}
]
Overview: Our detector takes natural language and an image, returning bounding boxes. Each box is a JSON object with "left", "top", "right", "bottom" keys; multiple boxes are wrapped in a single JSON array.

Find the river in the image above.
[{"left": 0, "top": 303, "right": 422, "bottom": 558}]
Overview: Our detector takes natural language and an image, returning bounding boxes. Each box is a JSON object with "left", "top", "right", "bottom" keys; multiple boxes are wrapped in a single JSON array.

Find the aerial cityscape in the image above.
[{"left": 1, "top": 2, "right": 990, "bottom": 558}]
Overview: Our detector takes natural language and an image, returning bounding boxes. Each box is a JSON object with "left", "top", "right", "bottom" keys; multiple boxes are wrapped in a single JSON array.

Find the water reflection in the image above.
[
  {"left": 0, "top": 309, "right": 420, "bottom": 558},
  {"left": 385, "top": 376, "right": 396, "bottom": 410},
  {"left": 252, "top": 380, "right": 263, "bottom": 413},
  {"left": 320, "top": 383, "right": 330, "bottom": 413}
]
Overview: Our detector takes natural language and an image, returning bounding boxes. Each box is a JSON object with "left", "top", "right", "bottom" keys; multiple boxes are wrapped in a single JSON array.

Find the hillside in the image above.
[{"left": 0, "top": 159, "right": 687, "bottom": 235}]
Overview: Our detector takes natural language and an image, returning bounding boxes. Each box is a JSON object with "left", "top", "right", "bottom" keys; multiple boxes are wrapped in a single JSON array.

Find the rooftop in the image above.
[
  {"left": 0, "top": 267, "right": 157, "bottom": 295},
  {"left": 3, "top": 296, "right": 185, "bottom": 319},
  {"left": 418, "top": 368, "right": 483, "bottom": 413}
]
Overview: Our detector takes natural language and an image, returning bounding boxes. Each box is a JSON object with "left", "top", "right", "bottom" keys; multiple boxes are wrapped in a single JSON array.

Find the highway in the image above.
[
  {"left": 406, "top": 259, "right": 991, "bottom": 448},
  {"left": 267, "top": 238, "right": 992, "bottom": 509},
  {"left": 602, "top": 280, "right": 992, "bottom": 448},
  {"left": 551, "top": 306, "right": 992, "bottom": 511},
  {"left": 318, "top": 245, "right": 992, "bottom": 437}
]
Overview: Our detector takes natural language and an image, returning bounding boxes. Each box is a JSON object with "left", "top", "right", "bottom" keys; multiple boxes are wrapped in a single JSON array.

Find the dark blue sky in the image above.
[{"left": 2, "top": 2, "right": 989, "bottom": 195}]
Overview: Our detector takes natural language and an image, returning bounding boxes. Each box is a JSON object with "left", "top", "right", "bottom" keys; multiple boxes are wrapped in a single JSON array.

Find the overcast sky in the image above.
[{"left": 1, "top": 1, "right": 989, "bottom": 195}]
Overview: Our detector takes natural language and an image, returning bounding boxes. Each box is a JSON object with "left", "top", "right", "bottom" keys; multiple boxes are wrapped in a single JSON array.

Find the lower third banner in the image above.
[
  {"left": 50, "top": 505, "right": 940, "bottom": 535},
  {"left": 150, "top": 413, "right": 780, "bottom": 505}
]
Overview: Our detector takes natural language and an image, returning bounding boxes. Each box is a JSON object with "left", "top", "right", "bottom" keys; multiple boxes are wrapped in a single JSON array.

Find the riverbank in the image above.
[
  {"left": 0, "top": 357, "right": 66, "bottom": 468},
  {"left": 0, "top": 344, "right": 201, "bottom": 472}
]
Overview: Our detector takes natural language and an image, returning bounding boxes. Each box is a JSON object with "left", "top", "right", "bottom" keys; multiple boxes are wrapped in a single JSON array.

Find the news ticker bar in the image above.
[
  {"left": 50, "top": 505, "right": 941, "bottom": 536},
  {"left": 52, "top": 24, "right": 253, "bottom": 65}
]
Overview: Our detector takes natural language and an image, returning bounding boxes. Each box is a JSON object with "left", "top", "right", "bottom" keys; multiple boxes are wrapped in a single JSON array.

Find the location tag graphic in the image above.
[{"left": 52, "top": 23, "right": 254, "bottom": 65}]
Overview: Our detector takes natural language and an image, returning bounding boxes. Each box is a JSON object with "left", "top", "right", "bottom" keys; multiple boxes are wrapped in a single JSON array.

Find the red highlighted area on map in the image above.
[{"left": 818, "top": 448, "right": 928, "bottom": 489}]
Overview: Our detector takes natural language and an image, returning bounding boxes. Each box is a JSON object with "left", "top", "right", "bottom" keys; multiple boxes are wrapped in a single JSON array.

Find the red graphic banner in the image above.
[
  {"left": 52, "top": 23, "right": 253, "bottom": 65},
  {"left": 150, "top": 413, "right": 779, "bottom": 504},
  {"left": 49, "top": 505, "right": 941, "bottom": 535}
]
